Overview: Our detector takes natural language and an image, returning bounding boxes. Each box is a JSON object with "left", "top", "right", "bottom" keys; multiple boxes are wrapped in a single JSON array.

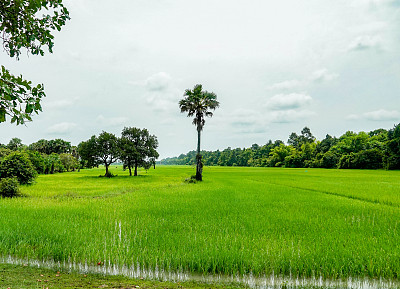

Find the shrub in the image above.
[
  {"left": 25, "top": 150, "right": 46, "bottom": 174},
  {"left": 184, "top": 175, "right": 197, "bottom": 183},
  {"left": 0, "top": 177, "right": 20, "bottom": 198},
  {"left": 0, "top": 152, "right": 37, "bottom": 184}
]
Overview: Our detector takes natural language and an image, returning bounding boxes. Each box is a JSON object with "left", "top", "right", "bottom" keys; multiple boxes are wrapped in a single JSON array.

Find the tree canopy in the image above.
[
  {"left": 161, "top": 125, "right": 400, "bottom": 171},
  {"left": 119, "top": 127, "right": 159, "bottom": 176},
  {"left": 0, "top": 0, "right": 70, "bottom": 124}
]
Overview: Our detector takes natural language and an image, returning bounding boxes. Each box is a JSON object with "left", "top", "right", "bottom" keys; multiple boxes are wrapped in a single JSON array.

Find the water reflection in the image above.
[{"left": 2, "top": 256, "right": 399, "bottom": 289}]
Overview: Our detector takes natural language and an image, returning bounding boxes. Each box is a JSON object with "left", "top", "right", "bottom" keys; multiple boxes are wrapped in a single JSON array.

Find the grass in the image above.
[{"left": 0, "top": 166, "right": 400, "bottom": 282}]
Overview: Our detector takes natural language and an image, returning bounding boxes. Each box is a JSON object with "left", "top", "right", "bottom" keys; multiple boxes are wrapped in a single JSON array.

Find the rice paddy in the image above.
[{"left": 0, "top": 166, "right": 400, "bottom": 286}]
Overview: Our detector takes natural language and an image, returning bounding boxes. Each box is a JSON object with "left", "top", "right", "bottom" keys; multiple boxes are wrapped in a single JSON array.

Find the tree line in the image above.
[
  {"left": 0, "top": 127, "right": 158, "bottom": 197},
  {"left": 161, "top": 124, "right": 400, "bottom": 170}
]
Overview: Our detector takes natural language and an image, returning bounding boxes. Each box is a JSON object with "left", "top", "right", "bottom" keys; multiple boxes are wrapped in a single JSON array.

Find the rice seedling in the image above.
[{"left": 0, "top": 166, "right": 399, "bottom": 283}]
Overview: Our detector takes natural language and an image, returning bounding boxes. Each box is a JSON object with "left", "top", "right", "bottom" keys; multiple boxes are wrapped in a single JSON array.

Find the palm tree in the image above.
[{"left": 179, "top": 84, "right": 219, "bottom": 181}]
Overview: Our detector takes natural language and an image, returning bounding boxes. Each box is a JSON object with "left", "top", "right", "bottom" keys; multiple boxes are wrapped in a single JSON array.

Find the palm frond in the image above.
[{"left": 179, "top": 84, "right": 219, "bottom": 129}]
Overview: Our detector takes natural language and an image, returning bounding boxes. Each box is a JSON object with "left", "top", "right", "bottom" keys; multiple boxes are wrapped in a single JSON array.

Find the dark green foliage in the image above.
[
  {"left": 162, "top": 126, "right": 396, "bottom": 170},
  {"left": 103, "top": 171, "right": 115, "bottom": 178},
  {"left": 0, "top": 0, "right": 70, "bottom": 58},
  {"left": 0, "top": 147, "right": 12, "bottom": 161},
  {"left": 0, "top": 66, "right": 45, "bottom": 124},
  {"left": 79, "top": 132, "right": 118, "bottom": 176},
  {"left": 77, "top": 136, "right": 99, "bottom": 168},
  {"left": 59, "top": 153, "right": 79, "bottom": 172},
  {"left": 320, "top": 151, "right": 339, "bottom": 168},
  {"left": 25, "top": 150, "right": 46, "bottom": 174},
  {"left": 0, "top": 177, "right": 20, "bottom": 198},
  {"left": 384, "top": 123, "right": 400, "bottom": 169},
  {"left": 0, "top": 152, "right": 37, "bottom": 184},
  {"left": 118, "top": 127, "right": 159, "bottom": 176},
  {"left": 6, "top": 137, "right": 23, "bottom": 150},
  {"left": 28, "top": 138, "right": 71, "bottom": 154},
  {"left": 184, "top": 175, "right": 197, "bottom": 183},
  {"left": 96, "top": 132, "right": 119, "bottom": 176},
  {"left": 316, "top": 134, "right": 338, "bottom": 154},
  {"left": 0, "top": 0, "right": 70, "bottom": 124},
  {"left": 353, "top": 149, "right": 383, "bottom": 169},
  {"left": 43, "top": 153, "right": 64, "bottom": 174}
]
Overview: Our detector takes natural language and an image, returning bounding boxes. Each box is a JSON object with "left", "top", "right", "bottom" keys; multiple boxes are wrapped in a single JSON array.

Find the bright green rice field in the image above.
[{"left": 0, "top": 166, "right": 400, "bottom": 282}]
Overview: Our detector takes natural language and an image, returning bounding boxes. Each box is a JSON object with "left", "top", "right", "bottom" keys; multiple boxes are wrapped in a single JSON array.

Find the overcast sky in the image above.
[{"left": 1, "top": 0, "right": 400, "bottom": 158}]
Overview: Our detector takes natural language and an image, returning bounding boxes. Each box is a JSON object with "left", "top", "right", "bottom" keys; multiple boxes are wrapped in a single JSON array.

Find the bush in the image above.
[
  {"left": 0, "top": 177, "right": 20, "bottom": 198},
  {"left": 26, "top": 150, "right": 46, "bottom": 174},
  {"left": 0, "top": 152, "right": 37, "bottom": 184},
  {"left": 184, "top": 175, "right": 197, "bottom": 183}
]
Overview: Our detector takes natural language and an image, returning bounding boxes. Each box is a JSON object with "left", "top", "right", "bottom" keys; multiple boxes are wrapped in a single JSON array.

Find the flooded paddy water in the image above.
[{"left": 2, "top": 256, "right": 400, "bottom": 289}]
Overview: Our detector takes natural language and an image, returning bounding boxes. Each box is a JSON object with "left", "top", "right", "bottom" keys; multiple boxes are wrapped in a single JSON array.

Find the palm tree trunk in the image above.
[{"left": 196, "top": 128, "right": 202, "bottom": 181}]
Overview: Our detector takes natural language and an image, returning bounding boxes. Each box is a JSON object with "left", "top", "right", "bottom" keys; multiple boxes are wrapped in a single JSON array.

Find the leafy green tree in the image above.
[
  {"left": 384, "top": 123, "right": 400, "bottom": 169},
  {"left": 28, "top": 139, "right": 49, "bottom": 154},
  {"left": 95, "top": 132, "right": 119, "bottom": 176},
  {"left": 299, "top": 127, "right": 315, "bottom": 144},
  {"left": 320, "top": 151, "right": 339, "bottom": 168},
  {"left": 6, "top": 137, "right": 23, "bottom": 150},
  {"left": 59, "top": 153, "right": 79, "bottom": 172},
  {"left": 77, "top": 136, "right": 98, "bottom": 168},
  {"left": 0, "top": 147, "right": 12, "bottom": 161},
  {"left": 288, "top": 132, "right": 300, "bottom": 149},
  {"left": 268, "top": 144, "right": 292, "bottom": 167},
  {"left": 331, "top": 131, "right": 369, "bottom": 155},
  {"left": 0, "top": 0, "right": 70, "bottom": 124},
  {"left": 25, "top": 150, "right": 46, "bottom": 174},
  {"left": 316, "top": 134, "right": 338, "bottom": 154},
  {"left": 0, "top": 151, "right": 37, "bottom": 184},
  {"left": 179, "top": 84, "right": 219, "bottom": 181},
  {"left": 47, "top": 139, "right": 71, "bottom": 154},
  {"left": 118, "top": 127, "right": 159, "bottom": 176},
  {"left": 43, "top": 153, "right": 64, "bottom": 174}
]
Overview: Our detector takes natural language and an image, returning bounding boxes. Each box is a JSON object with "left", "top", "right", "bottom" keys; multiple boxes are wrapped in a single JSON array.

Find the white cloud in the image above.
[
  {"left": 269, "top": 110, "right": 316, "bottom": 123},
  {"left": 44, "top": 97, "right": 79, "bottom": 109},
  {"left": 346, "top": 114, "right": 361, "bottom": 120},
  {"left": 47, "top": 122, "right": 77, "bottom": 135},
  {"left": 145, "top": 72, "right": 172, "bottom": 91},
  {"left": 363, "top": 109, "right": 400, "bottom": 121},
  {"left": 268, "top": 80, "right": 303, "bottom": 90},
  {"left": 136, "top": 72, "right": 183, "bottom": 113},
  {"left": 229, "top": 109, "right": 263, "bottom": 127},
  {"left": 96, "top": 115, "right": 129, "bottom": 127},
  {"left": 345, "top": 109, "right": 400, "bottom": 121},
  {"left": 266, "top": 93, "right": 313, "bottom": 110},
  {"left": 269, "top": 69, "right": 338, "bottom": 91},
  {"left": 311, "top": 69, "right": 339, "bottom": 83},
  {"left": 347, "top": 35, "right": 381, "bottom": 51}
]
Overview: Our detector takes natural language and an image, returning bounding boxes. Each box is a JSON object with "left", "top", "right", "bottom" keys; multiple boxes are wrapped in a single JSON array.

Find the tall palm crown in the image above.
[{"left": 179, "top": 84, "right": 219, "bottom": 131}]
